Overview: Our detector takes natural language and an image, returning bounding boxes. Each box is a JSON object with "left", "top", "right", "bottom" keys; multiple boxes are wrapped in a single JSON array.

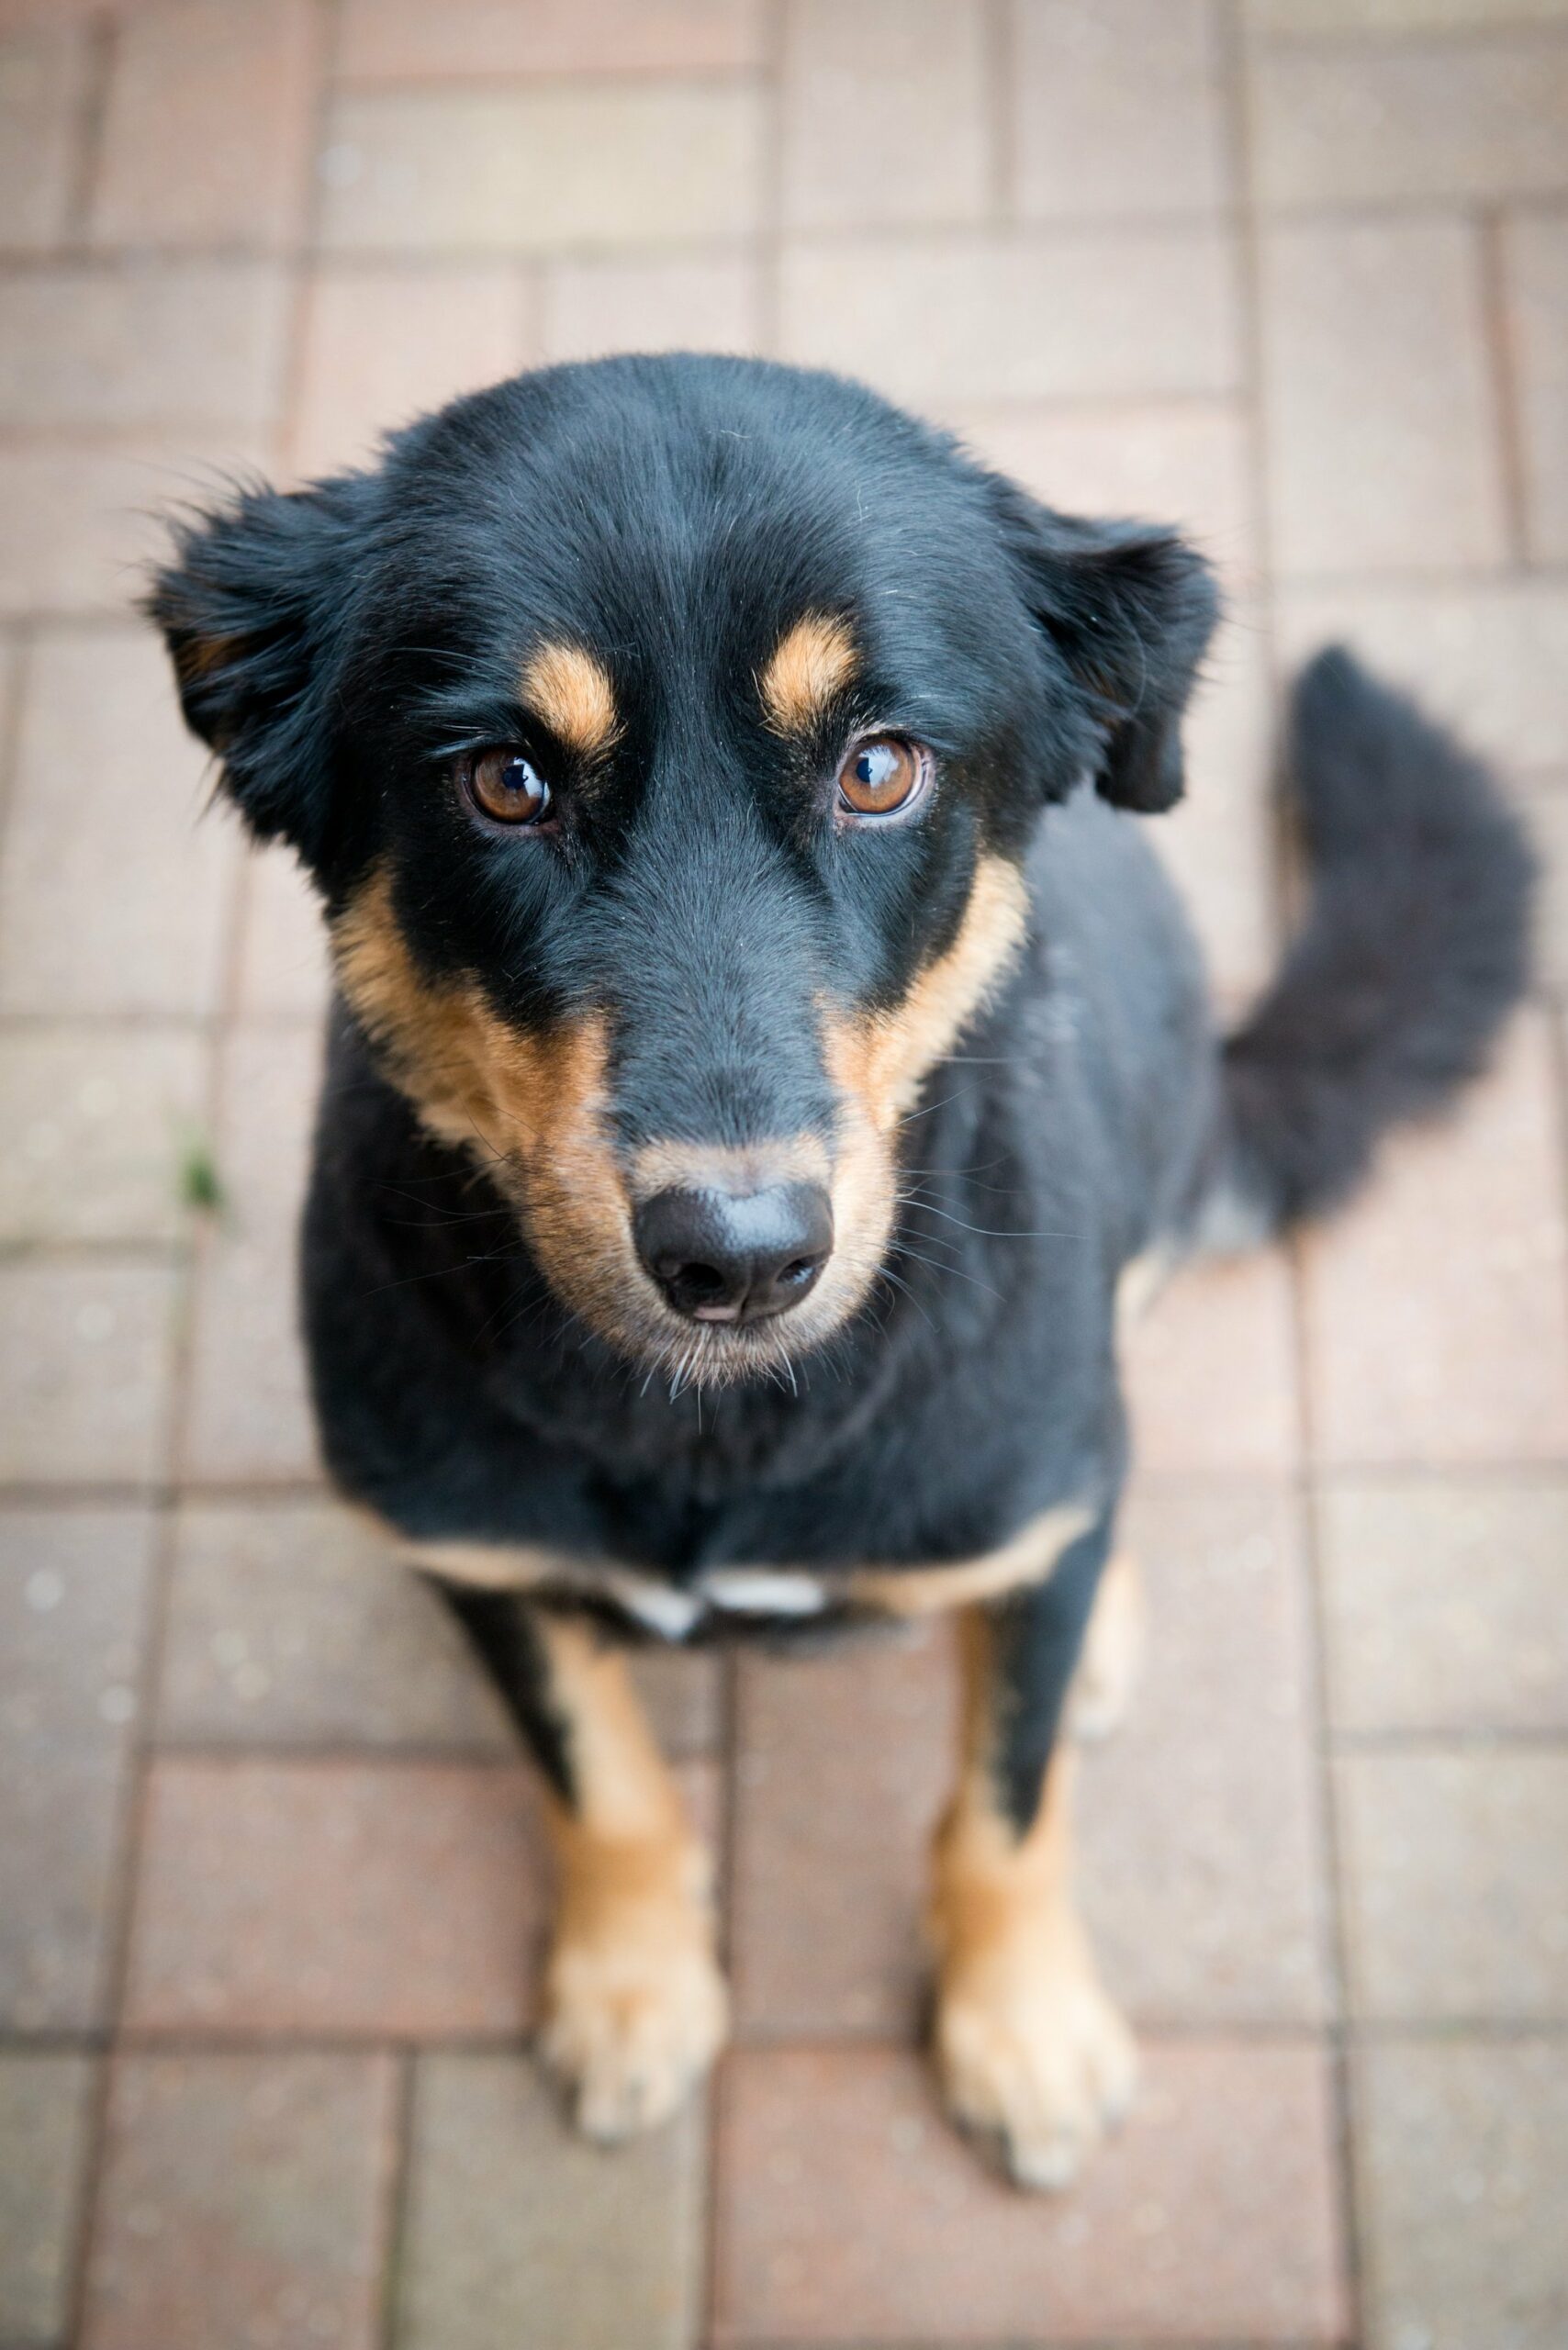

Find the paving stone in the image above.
[
  {"left": 0, "top": 262, "right": 290, "bottom": 431},
  {"left": 0, "top": 1509, "right": 155, "bottom": 2029},
  {"left": 319, "top": 85, "right": 765, "bottom": 254},
  {"left": 1081, "top": 1483, "right": 1331, "bottom": 2023},
  {"left": 0, "top": 630, "right": 240, "bottom": 1019},
  {"left": 0, "top": 1024, "right": 207, "bottom": 1247},
  {"left": 1011, "top": 0, "right": 1230, "bottom": 219},
  {"left": 337, "top": 0, "right": 765, "bottom": 79},
  {"left": 1515, "top": 778, "right": 1568, "bottom": 995},
  {"left": 540, "top": 251, "right": 762, "bottom": 364},
  {"left": 1260, "top": 215, "right": 1506, "bottom": 576},
  {"left": 731, "top": 1624, "right": 957, "bottom": 2038},
  {"left": 0, "top": 1262, "right": 180, "bottom": 1486},
  {"left": 0, "top": 19, "right": 88, "bottom": 251},
  {"left": 712, "top": 2041, "right": 1347, "bottom": 2343},
  {"left": 943, "top": 397, "right": 1259, "bottom": 584},
  {"left": 0, "top": 2051, "right": 95, "bottom": 2344},
  {"left": 780, "top": 226, "right": 1242, "bottom": 405},
  {"left": 1275, "top": 578, "right": 1568, "bottom": 776},
  {"left": 290, "top": 263, "right": 532, "bottom": 480},
  {"left": 780, "top": 0, "right": 989, "bottom": 231},
  {"left": 123, "top": 1756, "right": 547, "bottom": 2034},
  {"left": 1354, "top": 2039, "right": 1568, "bottom": 2350},
  {"left": 397, "top": 2052, "right": 704, "bottom": 2350},
  {"left": 1253, "top": 34, "right": 1568, "bottom": 206},
  {"left": 1123, "top": 1246, "right": 1302, "bottom": 1475},
  {"left": 182, "top": 1024, "right": 321, "bottom": 1483},
  {"left": 90, "top": 0, "right": 319, "bottom": 248},
  {"left": 1300, "top": 1012, "right": 1568, "bottom": 1467},
  {"left": 0, "top": 436, "right": 274, "bottom": 620},
  {"left": 1338, "top": 1750, "right": 1568, "bottom": 2021},
  {"left": 630, "top": 1647, "right": 724, "bottom": 1762},
  {"left": 236, "top": 845, "right": 331, "bottom": 1022},
  {"left": 1319, "top": 1473, "right": 1568, "bottom": 1733},
  {"left": 157, "top": 1499, "right": 510, "bottom": 1750},
  {"left": 1504, "top": 210, "right": 1568, "bottom": 565},
  {"left": 1250, "top": 0, "right": 1568, "bottom": 26},
  {"left": 81, "top": 2052, "right": 396, "bottom": 2350}
]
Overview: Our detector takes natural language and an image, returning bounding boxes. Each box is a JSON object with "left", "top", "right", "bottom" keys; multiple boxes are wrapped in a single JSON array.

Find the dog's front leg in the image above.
[
  {"left": 930, "top": 1518, "right": 1136, "bottom": 2188},
  {"left": 433, "top": 1585, "right": 727, "bottom": 2139}
]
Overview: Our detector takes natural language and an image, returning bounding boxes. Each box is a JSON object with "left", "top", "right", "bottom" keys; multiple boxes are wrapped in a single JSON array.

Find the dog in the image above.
[{"left": 149, "top": 353, "right": 1532, "bottom": 2189}]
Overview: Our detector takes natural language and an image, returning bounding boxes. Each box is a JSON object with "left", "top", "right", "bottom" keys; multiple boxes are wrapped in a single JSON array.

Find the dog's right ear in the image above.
[{"left": 146, "top": 473, "right": 375, "bottom": 870}]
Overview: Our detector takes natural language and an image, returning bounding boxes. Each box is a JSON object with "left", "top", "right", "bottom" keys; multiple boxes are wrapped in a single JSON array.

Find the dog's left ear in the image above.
[
  {"left": 145, "top": 472, "right": 375, "bottom": 870},
  {"left": 988, "top": 479, "right": 1219, "bottom": 813}
]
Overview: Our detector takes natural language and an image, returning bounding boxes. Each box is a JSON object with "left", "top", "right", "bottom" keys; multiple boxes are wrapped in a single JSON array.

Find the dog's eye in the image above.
[
  {"left": 461, "top": 747, "right": 552, "bottom": 826},
  {"left": 836, "top": 735, "right": 928, "bottom": 821}
]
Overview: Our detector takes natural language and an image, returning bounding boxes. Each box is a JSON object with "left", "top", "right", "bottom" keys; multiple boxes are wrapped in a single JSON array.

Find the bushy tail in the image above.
[{"left": 1215, "top": 646, "right": 1535, "bottom": 1237}]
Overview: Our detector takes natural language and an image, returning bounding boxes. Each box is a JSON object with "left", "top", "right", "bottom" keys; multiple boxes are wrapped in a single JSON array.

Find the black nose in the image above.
[{"left": 633, "top": 1182, "right": 834, "bottom": 1324}]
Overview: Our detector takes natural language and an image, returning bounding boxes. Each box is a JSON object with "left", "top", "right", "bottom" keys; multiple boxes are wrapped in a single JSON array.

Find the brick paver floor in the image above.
[{"left": 1, "top": 2, "right": 1566, "bottom": 2344}]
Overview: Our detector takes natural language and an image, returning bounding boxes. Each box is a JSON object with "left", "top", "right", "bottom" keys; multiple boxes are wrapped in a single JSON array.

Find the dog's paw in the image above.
[
  {"left": 1069, "top": 1550, "right": 1144, "bottom": 1742},
  {"left": 935, "top": 1930, "right": 1137, "bottom": 2190},
  {"left": 541, "top": 1893, "right": 728, "bottom": 2141}
]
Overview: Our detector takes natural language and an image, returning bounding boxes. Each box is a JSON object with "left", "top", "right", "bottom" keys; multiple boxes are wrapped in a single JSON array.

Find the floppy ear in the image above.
[
  {"left": 145, "top": 473, "right": 375, "bottom": 869},
  {"left": 989, "top": 480, "right": 1219, "bottom": 813}
]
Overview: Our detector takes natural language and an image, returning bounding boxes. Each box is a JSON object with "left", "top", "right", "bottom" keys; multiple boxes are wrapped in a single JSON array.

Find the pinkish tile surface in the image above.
[
  {"left": 3, "top": 15, "right": 1567, "bottom": 2345},
  {"left": 713, "top": 2042, "right": 1348, "bottom": 2344}
]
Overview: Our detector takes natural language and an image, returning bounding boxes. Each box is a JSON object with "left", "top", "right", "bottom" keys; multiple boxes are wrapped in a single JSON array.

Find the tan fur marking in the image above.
[
  {"left": 332, "top": 867, "right": 903, "bottom": 1381},
  {"left": 521, "top": 640, "right": 621, "bottom": 759},
  {"left": 930, "top": 1612, "right": 1137, "bottom": 2188},
  {"left": 757, "top": 612, "right": 858, "bottom": 735},
  {"left": 533, "top": 1617, "right": 727, "bottom": 2139},
  {"left": 174, "top": 631, "right": 239, "bottom": 686},
  {"left": 846, "top": 1501, "right": 1093, "bottom": 1617},
  {"left": 330, "top": 867, "right": 644, "bottom": 1341},
  {"left": 824, "top": 854, "right": 1029, "bottom": 1132}
]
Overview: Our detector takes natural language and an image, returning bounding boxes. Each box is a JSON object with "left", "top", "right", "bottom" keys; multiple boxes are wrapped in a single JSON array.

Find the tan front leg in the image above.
[
  {"left": 532, "top": 1617, "right": 727, "bottom": 2140},
  {"left": 930, "top": 1612, "right": 1136, "bottom": 2189}
]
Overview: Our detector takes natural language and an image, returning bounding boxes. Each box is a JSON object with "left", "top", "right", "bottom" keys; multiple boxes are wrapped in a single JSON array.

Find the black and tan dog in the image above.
[{"left": 151, "top": 354, "right": 1530, "bottom": 2188}]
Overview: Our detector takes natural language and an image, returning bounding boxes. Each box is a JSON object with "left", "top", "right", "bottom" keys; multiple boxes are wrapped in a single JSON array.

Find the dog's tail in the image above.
[{"left": 1205, "top": 646, "right": 1535, "bottom": 1245}]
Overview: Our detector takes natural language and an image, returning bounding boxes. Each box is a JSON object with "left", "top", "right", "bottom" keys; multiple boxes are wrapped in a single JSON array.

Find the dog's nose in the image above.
[{"left": 633, "top": 1182, "right": 834, "bottom": 1323}]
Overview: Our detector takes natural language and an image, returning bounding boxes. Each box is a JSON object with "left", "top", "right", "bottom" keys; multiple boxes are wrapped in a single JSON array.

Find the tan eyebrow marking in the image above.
[
  {"left": 757, "top": 612, "right": 858, "bottom": 736},
  {"left": 520, "top": 641, "right": 622, "bottom": 759}
]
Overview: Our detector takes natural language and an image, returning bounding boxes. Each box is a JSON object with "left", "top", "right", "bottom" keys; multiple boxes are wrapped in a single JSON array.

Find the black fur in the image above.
[
  {"left": 145, "top": 354, "right": 1532, "bottom": 1851},
  {"left": 1222, "top": 647, "right": 1537, "bottom": 1229}
]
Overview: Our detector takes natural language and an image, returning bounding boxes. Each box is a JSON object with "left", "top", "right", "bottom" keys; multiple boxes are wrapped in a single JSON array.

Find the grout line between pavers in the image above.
[
  {"left": 752, "top": 0, "right": 786, "bottom": 361},
  {"left": 1222, "top": 6, "right": 1366, "bottom": 2344},
  {"left": 376, "top": 2047, "right": 415, "bottom": 2350},
  {"left": 985, "top": 0, "right": 1014, "bottom": 229},
  {"left": 62, "top": 7, "right": 115, "bottom": 247}
]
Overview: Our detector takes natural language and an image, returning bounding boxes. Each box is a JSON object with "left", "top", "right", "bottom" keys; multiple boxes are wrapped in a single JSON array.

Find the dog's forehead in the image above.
[{"left": 386, "top": 358, "right": 1016, "bottom": 736}]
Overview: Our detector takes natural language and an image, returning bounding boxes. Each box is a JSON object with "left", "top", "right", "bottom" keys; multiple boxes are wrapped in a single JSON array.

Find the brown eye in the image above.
[
  {"left": 836, "top": 734, "right": 927, "bottom": 820},
  {"left": 464, "top": 746, "right": 552, "bottom": 826}
]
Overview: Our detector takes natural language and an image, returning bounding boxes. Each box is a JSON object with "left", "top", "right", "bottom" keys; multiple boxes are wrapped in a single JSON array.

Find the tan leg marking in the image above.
[
  {"left": 1068, "top": 1550, "right": 1145, "bottom": 1741},
  {"left": 533, "top": 1616, "right": 726, "bottom": 2140},
  {"left": 929, "top": 1615, "right": 1136, "bottom": 2189}
]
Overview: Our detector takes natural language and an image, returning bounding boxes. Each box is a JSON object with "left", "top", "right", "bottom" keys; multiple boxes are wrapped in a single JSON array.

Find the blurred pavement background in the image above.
[{"left": 1, "top": 1, "right": 1567, "bottom": 2344}]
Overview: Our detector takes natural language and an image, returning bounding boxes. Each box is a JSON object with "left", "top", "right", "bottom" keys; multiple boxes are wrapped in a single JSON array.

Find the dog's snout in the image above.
[{"left": 634, "top": 1181, "right": 834, "bottom": 1324}]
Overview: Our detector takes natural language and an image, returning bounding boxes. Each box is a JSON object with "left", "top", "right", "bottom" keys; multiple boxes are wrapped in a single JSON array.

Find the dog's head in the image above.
[{"left": 151, "top": 356, "right": 1215, "bottom": 1383}]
